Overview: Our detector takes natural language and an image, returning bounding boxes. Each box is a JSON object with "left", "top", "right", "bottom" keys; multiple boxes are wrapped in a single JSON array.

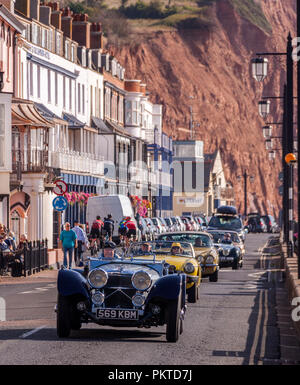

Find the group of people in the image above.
[{"left": 0, "top": 223, "right": 28, "bottom": 276}]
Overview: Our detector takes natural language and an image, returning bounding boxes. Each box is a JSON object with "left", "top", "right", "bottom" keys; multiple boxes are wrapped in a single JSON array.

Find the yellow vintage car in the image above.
[
  {"left": 126, "top": 240, "right": 201, "bottom": 303},
  {"left": 157, "top": 232, "right": 219, "bottom": 282}
]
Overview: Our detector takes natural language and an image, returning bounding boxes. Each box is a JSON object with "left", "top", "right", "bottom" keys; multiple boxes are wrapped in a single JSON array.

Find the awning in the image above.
[
  {"left": 12, "top": 100, "right": 53, "bottom": 128},
  {"left": 91, "top": 116, "right": 112, "bottom": 134},
  {"left": 35, "top": 103, "right": 66, "bottom": 125},
  {"left": 63, "top": 112, "right": 85, "bottom": 129}
]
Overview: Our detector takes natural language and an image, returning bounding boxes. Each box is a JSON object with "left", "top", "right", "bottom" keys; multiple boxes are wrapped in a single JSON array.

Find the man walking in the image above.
[
  {"left": 60, "top": 222, "right": 77, "bottom": 269},
  {"left": 72, "top": 220, "right": 88, "bottom": 266}
]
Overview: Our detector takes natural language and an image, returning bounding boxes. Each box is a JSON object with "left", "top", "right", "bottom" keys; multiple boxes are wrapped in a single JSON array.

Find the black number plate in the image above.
[{"left": 96, "top": 308, "right": 139, "bottom": 320}]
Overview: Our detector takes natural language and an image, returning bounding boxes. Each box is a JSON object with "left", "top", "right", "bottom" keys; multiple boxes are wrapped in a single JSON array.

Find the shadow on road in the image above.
[{"left": 0, "top": 327, "right": 166, "bottom": 343}]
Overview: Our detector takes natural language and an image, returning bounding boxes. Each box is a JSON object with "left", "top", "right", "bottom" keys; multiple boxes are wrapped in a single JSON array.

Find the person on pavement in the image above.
[
  {"left": 72, "top": 220, "right": 89, "bottom": 266},
  {"left": 60, "top": 222, "right": 78, "bottom": 269}
]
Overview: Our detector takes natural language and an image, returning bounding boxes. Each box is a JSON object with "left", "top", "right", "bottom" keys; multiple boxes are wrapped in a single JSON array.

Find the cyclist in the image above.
[
  {"left": 102, "top": 214, "right": 114, "bottom": 242},
  {"left": 89, "top": 216, "right": 103, "bottom": 254},
  {"left": 124, "top": 216, "right": 137, "bottom": 247},
  {"left": 118, "top": 217, "right": 128, "bottom": 246}
]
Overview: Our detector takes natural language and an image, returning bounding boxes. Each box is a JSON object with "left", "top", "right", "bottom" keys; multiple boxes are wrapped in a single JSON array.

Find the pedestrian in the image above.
[
  {"left": 72, "top": 220, "right": 88, "bottom": 267},
  {"left": 59, "top": 222, "right": 77, "bottom": 269}
]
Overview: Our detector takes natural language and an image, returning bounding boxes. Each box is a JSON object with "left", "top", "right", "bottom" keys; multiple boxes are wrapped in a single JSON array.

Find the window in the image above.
[
  {"left": 64, "top": 40, "right": 69, "bottom": 60},
  {"left": 63, "top": 76, "right": 66, "bottom": 108},
  {"left": 47, "top": 29, "right": 52, "bottom": 51},
  {"left": 37, "top": 65, "right": 40, "bottom": 98},
  {"left": 105, "top": 88, "right": 111, "bottom": 119},
  {"left": 55, "top": 72, "right": 58, "bottom": 105},
  {"left": 69, "top": 79, "right": 72, "bottom": 110},
  {"left": 125, "top": 100, "right": 132, "bottom": 125},
  {"left": 0, "top": 105, "right": 5, "bottom": 167},
  {"left": 90, "top": 85, "right": 93, "bottom": 116},
  {"left": 78, "top": 83, "right": 81, "bottom": 114},
  {"left": 32, "top": 23, "right": 38, "bottom": 44},
  {"left": 82, "top": 85, "right": 85, "bottom": 114},
  {"left": 30, "top": 62, "right": 33, "bottom": 96},
  {"left": 48, "top": 69, "right": 51, "bottom": 103},
  {"left": 71, "top": 45, "right": 75, "bottom": 62},
  {"left": 41, "top": 28, "right": 47, "bottom": 48},
  {"left": 56, "top": 31, "right": 61, "bottom": 55}
]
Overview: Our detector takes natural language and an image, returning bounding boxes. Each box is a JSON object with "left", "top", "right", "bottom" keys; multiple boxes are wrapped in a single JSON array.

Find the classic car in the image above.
[
  {"left": 207, "top": 230, "right": 243, "bottom": 269},
  {"left": 157, "top": 232, "right": 219, "bottom": 282},
  {"left": 56, "top": 253, "right": 186, "bottom": 342},
  {"left": 127, "top": 240, "right": 201, "bottom": 303}
]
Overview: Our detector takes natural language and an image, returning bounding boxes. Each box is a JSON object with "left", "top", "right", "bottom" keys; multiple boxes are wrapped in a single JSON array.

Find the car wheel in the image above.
[
  {"left": 166, "top": 298, "right": 181, "bottom": 342},
  {"left": 187, "top": 283, "right": 198, "bottom": 303},
  {"left": 232, "top": 259, "right": 239, "bottom": 270},
  {"left": 57, "top": 294, "right": 72, "bottom": 338},
  {"left": 209, "top": 269, "right": 218, "bottom": 282}
]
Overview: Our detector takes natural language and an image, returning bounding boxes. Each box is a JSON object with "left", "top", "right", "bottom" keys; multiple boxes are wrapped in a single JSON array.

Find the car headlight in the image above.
[
  {"left": 132, "top": 271, "right": 151, "bottom": 291},
  {"left": 88, "top": 268, "right": 108, "bottom": 288},
  {"left": 92, "top": 291, "right": 105, "bottom": 306},
  {"left": 132, "top": 294, "right": 145, "bottom": 307},
  {"left": 184, "top": 263, "right": 195, "bottom": 274},
  {"left": 205, "top": 255, "right": 215, "bottom": 264}
]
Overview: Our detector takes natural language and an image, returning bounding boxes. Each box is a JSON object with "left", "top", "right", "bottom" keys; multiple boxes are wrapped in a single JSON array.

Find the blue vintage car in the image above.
[{"left": 56, "top": 254, "right": 187, "bottom": 342}]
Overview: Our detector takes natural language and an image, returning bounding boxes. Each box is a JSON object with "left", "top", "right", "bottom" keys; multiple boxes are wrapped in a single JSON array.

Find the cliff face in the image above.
[{"left": 115, "top": 0, "right": 297, "bottom": 217}]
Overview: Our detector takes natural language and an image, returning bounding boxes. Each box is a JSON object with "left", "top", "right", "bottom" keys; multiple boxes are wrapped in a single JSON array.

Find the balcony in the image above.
[
  {"left": 49, "top": 149, "right": 104, "bottom": 176},
  {"left": 12, "top": 148, "right": 48, "bottom": 174}
]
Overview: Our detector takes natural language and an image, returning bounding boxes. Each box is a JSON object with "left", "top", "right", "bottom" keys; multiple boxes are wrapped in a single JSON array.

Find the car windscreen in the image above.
[
  {"left": 159, "top": 233, "right": 213, "bottom": 247},
  {"left": 165, "top": 218, "right": 172, "bottom": 226},
  {"left": 208, "top": 216, "right": 242, "bottom": 230},
  {"left": 127, "top": 241, "right": 194, "bottom": 258},
  {"left": 152, "top": 218, "right": 158, "bottom": 225},
  {"left": 209, "top": 232, "right": 240, "bottom": 243}
]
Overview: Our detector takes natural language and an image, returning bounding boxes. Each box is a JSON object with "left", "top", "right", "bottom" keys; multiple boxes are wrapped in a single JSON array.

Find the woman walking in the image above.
[{"left": 59, "top": 222, "right": 77, "bottom": 269}]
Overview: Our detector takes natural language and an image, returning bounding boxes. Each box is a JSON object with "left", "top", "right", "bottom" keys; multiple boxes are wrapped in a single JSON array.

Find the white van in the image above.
[{"left": 86, "top": 195, "right": 140, "bottom": 242}]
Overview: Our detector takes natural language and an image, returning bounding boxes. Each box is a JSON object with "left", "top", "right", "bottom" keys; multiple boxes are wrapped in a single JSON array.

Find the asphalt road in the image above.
[{"left": 0, "top": 233, "right": 294, "bottom": 365}]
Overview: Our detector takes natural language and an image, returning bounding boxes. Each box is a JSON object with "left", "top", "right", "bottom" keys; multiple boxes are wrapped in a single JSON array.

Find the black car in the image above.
[
  {"left": 261, "top": 215, "right": 280, "bottom": 233},
  {"left": 56, "top": 254, "right": 187, "bottom": 342},
  {"left": 207, "top": 206, "right": 246, "bottom": 242},
  {"left": 247, "top": 214, "right": 267, "bottom": 233}
]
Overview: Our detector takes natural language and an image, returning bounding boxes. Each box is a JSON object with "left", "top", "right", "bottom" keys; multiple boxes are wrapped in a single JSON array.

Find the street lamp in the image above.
[
  {"left": 262, "top": 125, "right": 272, "bottom": 139},
  {"left": 237, "top": 171, "right": 254, "bottom": 217},
  {"left": 251, "top": 58, "right": 268, "bottom": 81},
  {"left": 258, "top": 100, "right": 271, "bottom": 119}
]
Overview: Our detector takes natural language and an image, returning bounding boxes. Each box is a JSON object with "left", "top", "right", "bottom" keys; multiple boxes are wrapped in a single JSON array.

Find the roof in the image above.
[
  {"left": 0, "top": 4, "right": 25, "bottom": 33},
  {"left": 63, "top": 113, "right": 85, "bottom": 129},
  {"left": 12, "top": 100, "right": 53, "bottom": 127},
  {"left": 91, "top": 116, "right": 112, "bottom": 133},
  {"left": 35, "top": 103, "right": 66, "bottom": 125}
]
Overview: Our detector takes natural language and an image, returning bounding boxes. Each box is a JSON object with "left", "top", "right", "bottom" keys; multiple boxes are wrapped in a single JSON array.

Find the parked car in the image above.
[
  {"left": 158, "top": 232, "right": 219, "bottom": 282},
  {"left": 182, "top": 215, "right": 200, "bottom": 231},
  {"left": 129, "top": 240, "right": 201, "bottom": 303},
  {"left": 175, "top": 216, "right": 186, "bottom": 232},
  {"left": 207, "top": 230, "right": 243, "bottom": 270},
  {"left": 261, "top": 215, "right": 280, "bottom": 233},
  {"left": 247, "top": 214, "right": 267, "bottom": 233},
  {"left": 181, "top": 217, "right": 195, "bottom": 231},
  {"left": 144, "top": 217, "right": 157, "bottom": 240},
  {"left": 151, "top": 217, "right": 164, "bottom": 234},
  {"left": 56, "top": 251, "right": 186, "bottom": 342},
  {"left": 158, "top": 217, "right": 169, "bottom": 233},
  {"left": 195, "top": 216, "right": 207, "bottom": 231},
  {"left": 164, "top": 217, "right": 176, "bottom": 232}
]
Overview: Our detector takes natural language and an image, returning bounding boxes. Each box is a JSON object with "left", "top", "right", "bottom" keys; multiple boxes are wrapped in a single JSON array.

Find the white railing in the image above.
[{"left": 49, "top": 149, "right": 104, "bottom": 176}]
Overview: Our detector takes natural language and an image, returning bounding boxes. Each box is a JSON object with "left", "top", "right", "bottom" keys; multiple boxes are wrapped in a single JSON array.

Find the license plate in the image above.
[
  {"left": 220, "top": 257, "right": 233, "bottom": 261},
  {"left": 96, "top": 308, "right": 139, "bottom": 320}
]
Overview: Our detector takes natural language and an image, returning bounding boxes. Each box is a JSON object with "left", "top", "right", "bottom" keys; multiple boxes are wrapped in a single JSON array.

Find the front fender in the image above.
[
  {"left": 146, "top": 274, "right": 185, "bottom": 304},
  {"left": 57, "top": 269, "right": 90, "bottom": 299}
]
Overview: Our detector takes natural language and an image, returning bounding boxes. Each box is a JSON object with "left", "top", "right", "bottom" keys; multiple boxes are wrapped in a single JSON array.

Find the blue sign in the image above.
[{"left": 52, "top": 196, "right": 68, "bottom": 211}]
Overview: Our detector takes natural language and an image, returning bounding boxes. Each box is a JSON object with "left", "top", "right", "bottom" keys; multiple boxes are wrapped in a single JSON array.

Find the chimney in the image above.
[
  {"left": 40, "top": 5, "right": 51, "bottom": 25},
  {"left": 90, "top": 22, "right": 103, "bottom": 49},
  {"left": 47, "top": 2, "right": 62, "bottom": 30},
  {"left": 15, "top": 0, "right": 30, "bottom": 18},
  {"left": 125, "top": 80, "right": 141, "bottom": 93},
  {"left": 72, "top": 13, "right": 90, "bottom": 48},
  {"left": 140, "top": 84, "right": 146, "bottom": 96},
  {"left": 61, "top": 7, "right": 72, "bottom": 39},
  {"left": 30, "top": 0, "right": 40, "bottom": 20}
]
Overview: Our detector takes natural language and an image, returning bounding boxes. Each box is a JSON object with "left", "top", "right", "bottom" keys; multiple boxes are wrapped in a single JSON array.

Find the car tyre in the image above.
[
  {"left": 187, "top": 283, "right": 198, "bottom": 303},
  {"left": 209, "top": 269, "right": 218, "bottom": 282},
  {"left": 57, "top": 294, "right": 72, "bottom": 338},
  {"left": 232, "top": 259, "right": 239, "bottom": 270},
  {"left": 166, "top": 297, "right": 181, "bottom": 342}
]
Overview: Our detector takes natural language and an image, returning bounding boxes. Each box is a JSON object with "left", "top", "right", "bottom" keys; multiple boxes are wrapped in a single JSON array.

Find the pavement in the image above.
[{"left": 0, "top": 233, "right": 300, "bottom": 365}]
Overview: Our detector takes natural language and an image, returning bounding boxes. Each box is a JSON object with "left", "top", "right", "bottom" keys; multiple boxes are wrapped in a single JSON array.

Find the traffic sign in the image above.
[
  {"left": 53, "top": 180, "right": 68, "bottom": 196},
  {"left": 52, "top": 196, "right": 68, "bottom": 211}
]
